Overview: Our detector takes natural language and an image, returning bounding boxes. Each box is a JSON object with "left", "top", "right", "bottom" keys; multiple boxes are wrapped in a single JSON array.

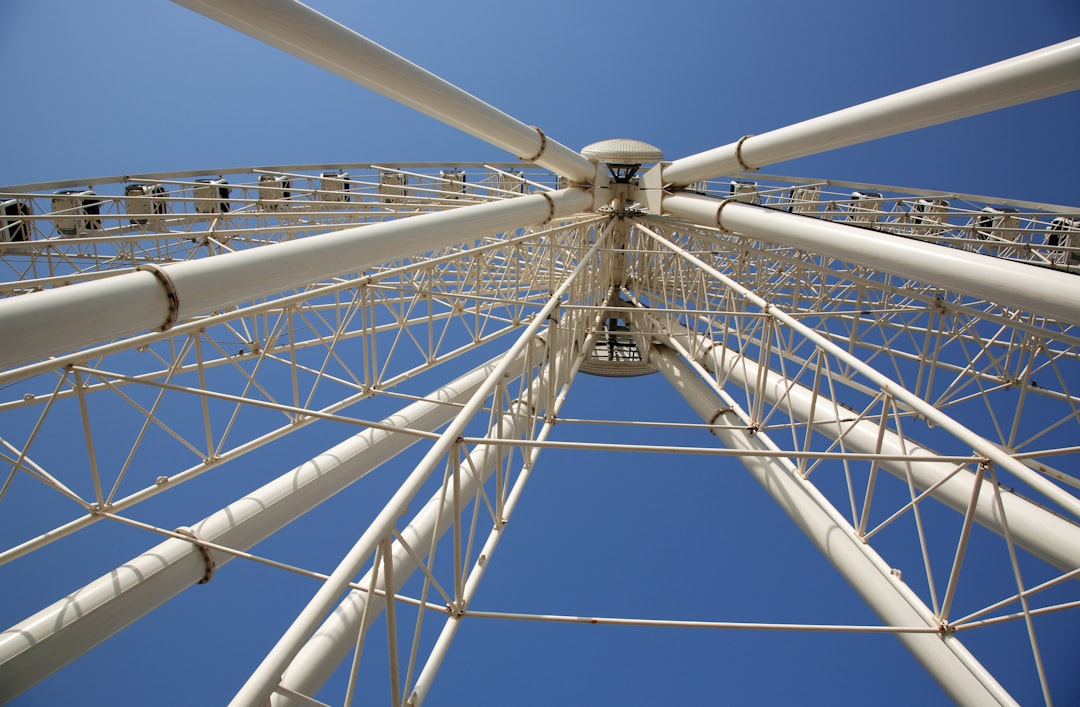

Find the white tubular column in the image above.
[
  {"left": 170, "top": 0, "right": 595, "bottom": 183},
  {"left": 405, "top": 318, "right": 605, "bottom": 706},
  {"left": 273, "top": 348, "right": 569, "bottom": 705},
  {"left": 662, "top": 37, "right": 1080, "bottom": 186},
  {"left": 231, "top": 228, "right": 607, "bottom": 706},
  {"left": 0, "top": 351, "right": 531, "bottom": 704},
  {"left": 662, "top": 193, "right": 1080, "bottom": 327},
  {"left": 633, "top": 216, "right": 1080, "bottom": 522},
  {"left": 646, "top": 342, "right": 1017, "bottom": 706},
  {"left": 639, "top": 315, "right": 1080, "bottom": 573},
  {"left": 0, "top": 188, "right": 592, "bottom": 371}
]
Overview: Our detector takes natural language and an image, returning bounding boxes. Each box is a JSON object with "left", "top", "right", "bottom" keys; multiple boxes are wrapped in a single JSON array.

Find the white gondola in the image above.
[
  {"left": 378, "top": 171, "right": 409, "bottom": 204},
  {"left": 50, "top": 189, "right": 101, "bottom": 236},
  {"left": 258, "top": 174, "right": 292, "bottom": 210},
  {"left": 193, "top": 178, "right": 230, "bottom": 214},
  {"left": 124, "top": 183, "right": 168, "bottom": 227},
  {"left": 319, "top": 171, "right": 350, "bottom": 203}
]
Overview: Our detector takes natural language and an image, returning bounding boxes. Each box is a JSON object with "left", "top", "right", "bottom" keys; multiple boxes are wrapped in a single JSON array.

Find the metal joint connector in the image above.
[
  {"left": 714, "top": 197, "right": 737, "bottom": 232},
  {"left": 137, "top": 263, "right": 181, "bottom": 331},
  {"left": 520, "top": 126, "right": 548, "bottom": 163},
  {"left": 175, "top": 526, "right": 216, "bottom": 584},
  {"left": 734, "top": 134, "right": 756, "bottom": 172},
  {"left": 538, "top": 191, "right": 556, "bottom": 225}
]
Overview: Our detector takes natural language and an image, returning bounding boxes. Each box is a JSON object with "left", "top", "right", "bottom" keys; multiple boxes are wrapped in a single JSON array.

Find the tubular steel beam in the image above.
[
  {"left": 272, "top": 349, "right": 570, "bottom": 705},
  {"left": 231, "top": 228, "right": 608, "bottom": 706},
  {"left": 404, "top": 314, "right": 606, "bottom": 706},
  {"left": 0, "top": 188, "right": 592, "bottom": 372},
  {"left": 0, "top": 351, "right": 533, "bottom": 703},
  {"left": 661, "top": 37, "right": 1080, "bottom": 186},
  {"left": 170, "top": 0, "right": 596, "bottom": 183},
  {"left": 661, "top": 193, "right": 1080, "bottom": 327},
  {"left": 646, "top": 341, "right": 1017, "bottom": 706},
  {"left": 631, "top": 219, "right": 1080, "bottom": 524},
  {"left": 635, "top": 314, "right": 1080, "bottom": 574}
]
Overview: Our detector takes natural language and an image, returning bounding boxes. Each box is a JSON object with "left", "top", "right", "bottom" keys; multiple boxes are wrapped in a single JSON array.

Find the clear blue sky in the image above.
[{"left": 1, "top": 1, "right": 1079, "bottom": 705}]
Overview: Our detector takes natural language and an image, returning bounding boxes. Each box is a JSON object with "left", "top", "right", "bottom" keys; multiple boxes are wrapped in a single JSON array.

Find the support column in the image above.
[
  {"left": 273, "top": 345, "right": 570, "bottom": 705},
  {"left": 631, "top": 312, "right": 1080, "bottom": 573},
  {"left": 660, "top": 37, "right": 1080, "bottom": 186},
  {"left": 0, "top": 350, "right": 534, "bottom": 704},
  {"left": 230, "top": 221, "right": 608, "bottom": 706},
  {"left": 645, "top": 340, "right": 1016, "bottom": 705}
]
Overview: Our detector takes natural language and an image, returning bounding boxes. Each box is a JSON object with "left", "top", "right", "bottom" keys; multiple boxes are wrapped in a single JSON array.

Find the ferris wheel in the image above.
[{"left": 1, "top": 1, "right": 1079, "bottom": 705}]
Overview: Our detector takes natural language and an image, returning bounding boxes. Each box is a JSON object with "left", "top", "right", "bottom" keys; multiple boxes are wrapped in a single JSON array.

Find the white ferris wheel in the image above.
[{"left": 1, "top": 2, "right": 1079, "bottom": 705}]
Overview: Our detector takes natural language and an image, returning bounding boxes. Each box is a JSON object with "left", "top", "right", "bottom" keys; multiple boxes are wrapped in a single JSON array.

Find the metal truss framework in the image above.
[{"left": 1, "top": 2, "right": 1079, "bottom": 705}]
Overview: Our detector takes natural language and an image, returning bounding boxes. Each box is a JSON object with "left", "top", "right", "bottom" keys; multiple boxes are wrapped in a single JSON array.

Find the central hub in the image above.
[{"left": 581, "top": 138, "right": 664, "bottom": 183}]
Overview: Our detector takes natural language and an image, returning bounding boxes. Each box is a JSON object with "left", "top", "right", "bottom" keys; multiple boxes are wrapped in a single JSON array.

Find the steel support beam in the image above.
[
  {"left": 170, "top": 0, "right": 596, "bottom": 184},
  {"left": 660, "top": 37, "right": 1080, "bottom": 186},
  {"left": 404, "top": 314, "right": 606, "bottom": 706},
  {"left": 633, "top": 312, "right": 1080, "bottom": 573},
  {"left": 631, "top": 218, "right": 1080, "bottom": 522},
  {"left": 661, "top": 192, "right": 1080, "bottom": 327},
  {"left": 0, "top": 188, "right": 592, "bottom": 372},
  {"left": 0, "top": 350, "right": 535, "bottom": 703},
  {"left": 645, "top": 341, "right": 1017, "bottom": 705},
  {"left": 272, "top": 346, "right": 570, "bottom": 705},
  {"left": 231, "top": 226, "right": 608, "bottom": 706}
]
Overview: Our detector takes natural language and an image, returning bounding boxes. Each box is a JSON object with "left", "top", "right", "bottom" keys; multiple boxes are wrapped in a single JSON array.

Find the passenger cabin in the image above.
[
  {"left": 51, "top": 189, "right": 101, "bottom": 236},
  {"left": 124, "top": 183, "right": 168, "bottom": 227},
  {"left": 378, "top": 172, "right": 409, "bottom": 204},
  {"left": 440, "top": 169, "right": 467, "bottom": 200},
  {"left": 258, "top": 174, "right": 292, "bottom": 210},
  {"left": 194, "top": 178, "right": 230, "bottom": 214},
  {"left": 320, "top": 172, "right": 351, "bottom": 203},
  {"left": 1, "top": 199, "right": 32, "bottom": 246}
]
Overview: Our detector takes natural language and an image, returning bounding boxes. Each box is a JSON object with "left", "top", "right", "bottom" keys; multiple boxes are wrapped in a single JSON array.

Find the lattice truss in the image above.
[
  {"left": 1, "top": 158, "right": 1079, "bottom": 706},
  {"left": 621, "top": 210, "right": 1080, "bottom": 696},
  {"left": 0, "top": 165, "right": 599, "bottom": 545}
]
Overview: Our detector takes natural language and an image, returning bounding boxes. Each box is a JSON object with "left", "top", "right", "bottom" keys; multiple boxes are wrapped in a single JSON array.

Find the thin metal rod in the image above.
[
  {"left": 381, "top": 536, "right": 402, "bottom": 707},
  {"left": 457, "top": 610, "right": 944, "bottom": 634},
  {"left": 170, "top": 0, "right": 595, "bottom": 183},
  {"left": 662, "top": 37, "right": 1080, "bottom": 186}
]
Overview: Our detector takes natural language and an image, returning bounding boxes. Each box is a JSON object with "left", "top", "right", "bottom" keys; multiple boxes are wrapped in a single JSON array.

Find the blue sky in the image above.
[{"left": 2, "top": 1, "right": 1079, "bottom": 705}]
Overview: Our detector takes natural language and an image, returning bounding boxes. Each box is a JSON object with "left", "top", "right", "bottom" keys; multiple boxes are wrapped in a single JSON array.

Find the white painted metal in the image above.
[
  {"left": 2, "top": 5, "right": 1078, "bottom": 703},
  {"left": 661, "top": 37, "right": 1080, "bottom": 186},
  {"left": 0, "top": 350, "right": 533, "bottom": 702},
  {"left": 640, "top": 316, "right": 1080, "bottom": 573},
  {"left": 661, "top": 192, "right": 1080, "bottom": 327},
  {"left": 631, "top": 218, "right": 1080, "bottom": 521},
  {"left": 169, "top": 0, "right": 596, "bottom": 184},
  {"left": 645, "top": 341, "right": 1018, "bottom": 705},
  {"left": 403, "top": 320, "right": 606, "bottom": 707},
  {"left": 230, "top": 228, "right": 608, "bottom": 706},
  {"left": 272, "top": 346, "right": 572, "bottom": 705},
  {"left": 0, "top": 188, "right": 592, "bottom": 371}
]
